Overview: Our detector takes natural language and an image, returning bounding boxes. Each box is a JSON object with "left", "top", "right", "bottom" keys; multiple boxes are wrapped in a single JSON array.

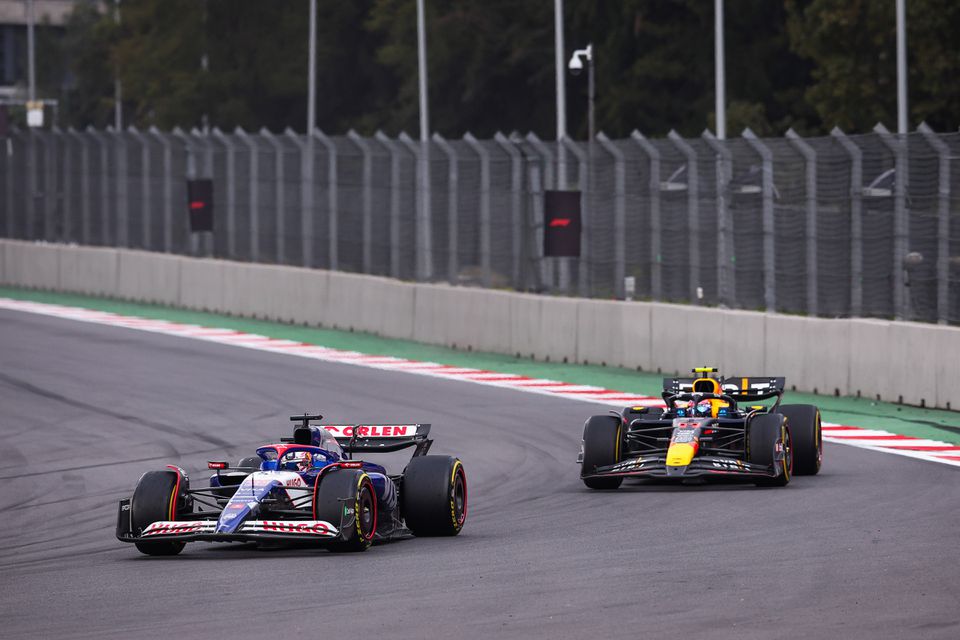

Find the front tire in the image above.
[
  {"left": 131, "top": 470, "right": 186, "bottom": 556},
  {"left": 402, "top": 456, "right": 467, "bottom": 536},
  {"left": 580, "top": 415, "right": 623, "bottom": 490},
  {"left": 779, "top": 405, "right": 822, "bottom": 476},
  {"left": 314, "top": 469, "right": 377, "bottom": 552},
  {"left": 748, "top": 414, "right": 792, "bottom": 487}
]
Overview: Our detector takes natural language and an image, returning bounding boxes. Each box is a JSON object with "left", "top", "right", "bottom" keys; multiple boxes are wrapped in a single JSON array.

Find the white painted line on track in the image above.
[{"left": 2, "top": 296, "right": 958, "bottom": 469}]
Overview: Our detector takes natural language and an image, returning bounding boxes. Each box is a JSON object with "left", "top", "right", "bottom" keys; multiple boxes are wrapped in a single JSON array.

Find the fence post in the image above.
[
  {"left": 399, "top": 132, "right": 430, "bottom": 280},
  {"left": 560, "top": 137, "right": 590, "bottom": 297},
  {"left": 875, "top": 123, "right": 909, "bottom": 320},
  {"left": 348, "top": 130, "right": 373, "bottom": 273},
  {"left": 786, "top": 128, "right": 818, "bottom": 316},
  {"left": 917, "top": 122, "right": 951, "bottom": 325},
  {"left": 172, "top": 127, "right": 200, "bottom": 255},
  {"left": 526, "top": 132, "right": 559, "bottom": 290},
  {"left": 87, "top": 127, "right": 111, "bottom": 246},
  {"left": 526, "top": 148, "right": 545, "bottom": 292},
  {"left": 4, "top": 130, "right": 15, "bottom": 239},
  {"left": 669, "top": 130, "right": 702, "bottom": 303},
  {"left": 37, "top": 130, "right": 55, "bottom": 242},
  {"left": 433, "top": 133, "right": 459, "bottom": 284},
  {"left": 597, "top": 132, "right": 626, "bottom": 299},
  {"left": 148, "top": 127, "right": 173, "bottom": 253},
  {"left": 702, "top": 130, "right": 737, "bottom": 306},
  {"left": 283, "top": 127, "right": 312, "bottom": 268},
  {"left": 212, "top": 128, "right": 237, "bottom": 259},
  {"left": 25, "top": 129, "right": 36, "bottom": 240},
  {"left": 54, "top": 126, "right": 73, "bottom": 243},
  {"left": 494, "top": 132, "right": 523, "bottom": 289},
  {"left": 127, "top": 126, "right": 152, "bottom": 250},
  {"left": 830, "top": 127, "right": 863, "bottom": 317},
  {"left": 375, "top": 131, "right": 402, "bottom": 279},
  {"left": 235, "top": 127, "right": 260, "bottom": 262},
  {"left": 464, "top": 132, "right": 492, "bottom": 288},
  {"left": 631, "top": 131, "right": 662, "bottom": 300},
  {"left": 260, "top": 128, "right": 285, "bottom": 264},
  {"left": 107, "top": 127, "right": 128, "bottom": 247},
  {"left": 743, "top": 128, "right": 776, "bottom": 311},
  {"left": 313, "top": 129, "right": 338, "bottom": 271},
  {"left": 191, "top": 128, "right": 218, "bottom": 256}
]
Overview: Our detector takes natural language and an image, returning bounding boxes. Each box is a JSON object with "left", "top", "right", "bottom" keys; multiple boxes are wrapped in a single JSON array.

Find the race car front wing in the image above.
[
  {"left": 582, "top": 455, "right": 779, "bottom": 481},
  {"left": 115, "top": 498, "right": 340, "bottom": 544}
]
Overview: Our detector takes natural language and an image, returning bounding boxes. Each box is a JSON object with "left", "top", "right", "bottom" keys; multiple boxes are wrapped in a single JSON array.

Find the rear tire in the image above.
[
  {"left": 779, "top": 405, "right": 822, "bottom": 476},
  {"left": 747, "top": 414, "right": 792, "bottom": 487},
  {"left": 314, "top": 469, "right": 377, "bottom": 552},
  {"left": 402, "top": 456, "right": 467, "bottom": 536},
  {"left": 131, "top": 470, "right": 186, "bottom": 556},
  {"left": 580, "top": 415, "right": 623, "bottom": 490}
]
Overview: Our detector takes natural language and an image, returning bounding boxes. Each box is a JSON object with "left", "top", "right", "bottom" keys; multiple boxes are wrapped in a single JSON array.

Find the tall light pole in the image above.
[
  {"left": 302, "top": 0, "right": 317, "bottom": 267},
  {"left": 26, "top": 0, "right": 36, "bottom": 103},
  {"left": 568, "top": 46, "right": 594, "bottom": 146},
  {"left": 416, "top": 0, "right": 432, "bottom": 280},
  {"left": 896, "top": 0, "right": 908, "bottom": 134},
  {"left": 554, "top": 0, "right": 567, "bottom": 188},
  {"left": 569, "top": 44, "right": 593, "bottom": 296},
  {"left": 715, "top": 0, "right": 726, "bottom": 139},
  {"left": 114, "top": 0, "right": 122, "bottom": 130},
  {"left": 307, "top": 0, "right": 317, "bottom": 136}
]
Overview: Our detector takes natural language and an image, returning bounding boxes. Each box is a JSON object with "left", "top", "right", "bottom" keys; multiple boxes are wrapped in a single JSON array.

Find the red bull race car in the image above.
[
  {"left": 579, "top": 368, "right": 822, "bottom": 488},
  {"left": 116, "top": 414, "right": 467, "bottom": 555}
]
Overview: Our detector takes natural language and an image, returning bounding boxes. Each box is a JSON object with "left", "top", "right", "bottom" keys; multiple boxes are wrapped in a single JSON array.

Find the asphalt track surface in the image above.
[{"left": 1, "top": 309, "right": 958, "bottom": 639}]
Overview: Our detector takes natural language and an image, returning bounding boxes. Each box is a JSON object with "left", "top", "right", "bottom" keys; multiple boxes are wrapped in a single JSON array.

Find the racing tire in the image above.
[
  {"left": 402, "top": 456, "right": 467, "bottom": 537},
  {"left": 236, "top": 456, "right": 262, "bottom": 472},
  {"left": 779, "top": 404, "right": 822, "bottom": 476},
  {"left": 747, "top": 414, "right": 792, "bottom": 487},
  {"left": 131, "top": 470, "right": 186, "bottom": 556},
  {"left": 580, "top": 415, "right": 623, "bottom": 490},
  {"left": 314, "top": 469, "right": 377, "bottom": 552}
]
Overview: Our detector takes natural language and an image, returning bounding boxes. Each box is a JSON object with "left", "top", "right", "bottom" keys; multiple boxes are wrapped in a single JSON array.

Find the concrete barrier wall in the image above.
[
  {"left": 2, "top": 241, "right": 60, "bottom": 289},
  {"left": 2, "top": 239, "right": 957, "bottom": 411},
  {"left": 59, "top": 245, "right": 119, "bottom": 297},
  {"left": 116, "top": 251, "right": 181, "bottom": 306}
]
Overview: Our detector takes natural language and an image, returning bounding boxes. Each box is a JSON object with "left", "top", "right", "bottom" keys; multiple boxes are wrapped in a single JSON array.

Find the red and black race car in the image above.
[
  {"left": 578, "top": 367, "right": 822, "bottom": 488},
  {"left": 116, "top": 414, "right": 467, "bottom": 555}
]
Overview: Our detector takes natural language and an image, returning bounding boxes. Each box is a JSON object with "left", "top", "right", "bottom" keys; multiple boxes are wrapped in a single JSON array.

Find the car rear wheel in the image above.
[
  {"left": 314, "top": 469, "right": 377, "bottom": 552},
  {"left": 748, "top": 414, "right": 792, "bottom": 487},
  {"left": 402, "top": 456, "right": 467, "bottom": 536},
  {"left": 779, "top": 404, "right": 822, "bottom": 476},
  {"left": 132, "top": 470, "right": 186, "bottom": 556},
  {"left": 580, "top": 415, "right": 623, "bottom": 490}
]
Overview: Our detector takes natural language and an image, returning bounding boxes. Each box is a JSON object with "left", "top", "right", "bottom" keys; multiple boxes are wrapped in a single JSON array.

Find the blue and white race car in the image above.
[{"left": 116, "top": 414, "right": 467, "bottom": 555}]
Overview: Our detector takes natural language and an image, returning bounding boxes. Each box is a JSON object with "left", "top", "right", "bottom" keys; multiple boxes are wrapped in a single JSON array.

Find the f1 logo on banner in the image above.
[
  {"left": 543, "top": 190, "right": 581, "bottom": 257},
  {"left": 187, "top": 179, "right": 214, "bottom": 232}
]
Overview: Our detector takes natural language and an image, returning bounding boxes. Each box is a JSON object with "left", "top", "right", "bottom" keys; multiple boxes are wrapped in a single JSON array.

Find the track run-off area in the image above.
[{"left": 1, "top": 294, "right": 958, "bottom": 638}]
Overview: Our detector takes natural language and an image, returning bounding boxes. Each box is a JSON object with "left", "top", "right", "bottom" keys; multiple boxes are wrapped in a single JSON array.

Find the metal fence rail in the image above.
[{"left": 2, "top": 125, "right": 959, "bottom": 325}]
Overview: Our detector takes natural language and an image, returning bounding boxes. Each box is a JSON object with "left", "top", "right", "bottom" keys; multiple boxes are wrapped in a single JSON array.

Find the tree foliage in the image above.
[{"left": 56, "top": 0, "right": 959, "bottom": 137}]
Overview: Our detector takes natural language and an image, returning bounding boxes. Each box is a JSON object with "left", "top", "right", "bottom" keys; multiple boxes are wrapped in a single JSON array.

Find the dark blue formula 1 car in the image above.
[
  {"left": 579, "top": 368, "right": 823, "bottom": 489},
  {"left": 116, "top": 414, "right": 467, "bottom": 555}
]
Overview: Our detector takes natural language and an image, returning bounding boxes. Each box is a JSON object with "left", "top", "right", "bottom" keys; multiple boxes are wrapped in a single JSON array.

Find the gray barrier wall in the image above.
[{"left": 2, "top": 239, "right": 957, "bottom": 411}]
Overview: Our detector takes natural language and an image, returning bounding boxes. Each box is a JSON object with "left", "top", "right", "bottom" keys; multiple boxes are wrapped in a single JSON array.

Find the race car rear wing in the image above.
[
  {"left": 324, "top": 423, "right": 432, "bottom": 456},
  {"left": 663, "top": 376, "right": 786, "bottom": 403},
  {"left": 284, "top": 414, "right": 433, "bottom": 457}
]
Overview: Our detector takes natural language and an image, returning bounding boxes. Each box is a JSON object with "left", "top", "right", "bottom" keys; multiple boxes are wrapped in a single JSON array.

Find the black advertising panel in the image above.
[
  {"left": 543, "top": 190, "right": 581, "bottom": 257},
  {"left": 0, "top": 105, "right": 8, "bottom": 138},
  {"left": 186, "top": 179, "right": 214, "bottom": 232}
]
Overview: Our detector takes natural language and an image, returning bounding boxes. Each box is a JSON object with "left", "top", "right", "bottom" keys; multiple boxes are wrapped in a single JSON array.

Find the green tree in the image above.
[{"left": 786, "top": 0, "right": 960, "bottom": 133}]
